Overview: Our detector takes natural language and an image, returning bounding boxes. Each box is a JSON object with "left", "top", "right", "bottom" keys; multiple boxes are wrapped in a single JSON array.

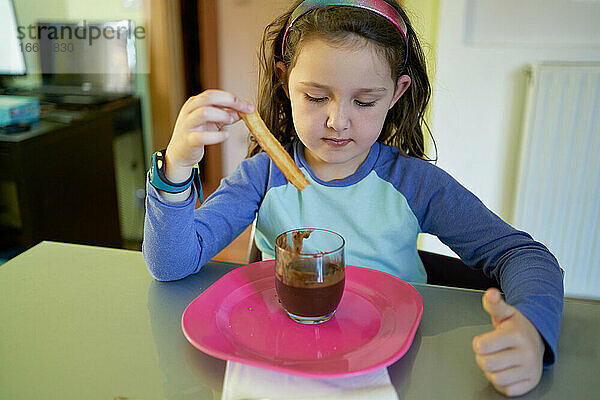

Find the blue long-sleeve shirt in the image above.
[{"left": 143, "top": 140, "right": 564, "bottom": 365}]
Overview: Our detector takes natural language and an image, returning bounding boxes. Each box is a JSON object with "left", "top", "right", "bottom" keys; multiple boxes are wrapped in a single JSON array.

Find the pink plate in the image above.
[{"left": 181, "top": 261, "right": 423, "bottom": 378}]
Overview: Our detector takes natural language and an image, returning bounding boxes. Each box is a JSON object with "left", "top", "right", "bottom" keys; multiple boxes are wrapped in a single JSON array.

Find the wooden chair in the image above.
[{"left": 246, "top": 224, "right": 499, "bottom": 291}]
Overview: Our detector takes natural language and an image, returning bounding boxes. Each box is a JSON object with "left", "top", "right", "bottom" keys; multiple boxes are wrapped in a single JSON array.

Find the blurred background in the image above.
[{"left": 0, "top": 0, "right": 598, "bottom": 299}]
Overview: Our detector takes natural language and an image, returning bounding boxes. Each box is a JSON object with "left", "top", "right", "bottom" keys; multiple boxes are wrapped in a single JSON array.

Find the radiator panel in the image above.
[{"left": 514, "top": 62, "right": 600, "bottom": 299}]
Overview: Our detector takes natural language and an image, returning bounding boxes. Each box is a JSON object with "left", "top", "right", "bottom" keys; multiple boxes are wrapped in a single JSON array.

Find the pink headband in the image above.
[{"left": 281, "top": 0, "right": 409, "bottom": 69}]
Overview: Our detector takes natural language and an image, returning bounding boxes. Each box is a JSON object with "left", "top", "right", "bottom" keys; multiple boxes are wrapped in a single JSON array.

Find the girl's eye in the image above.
[
  {"left": 305, "top": 94, "right": 327, "bottom": 103},
  {"left": 355, "top": 100, "right": 377, "bottom": 107}
]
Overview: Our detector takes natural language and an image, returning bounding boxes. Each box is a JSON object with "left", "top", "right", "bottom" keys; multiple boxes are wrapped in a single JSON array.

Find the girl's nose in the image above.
[{"left": 326, "top": 102, "right": 350, "bottom": 132}]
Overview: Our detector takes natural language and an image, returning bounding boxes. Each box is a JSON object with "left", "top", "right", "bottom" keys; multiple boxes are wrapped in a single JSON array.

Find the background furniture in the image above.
[
  {"left": 0, "top": 241, "right": 596, "bottom": 399},
  {"left": 0, "top": 97, "right": 144, "bottom": 250}
]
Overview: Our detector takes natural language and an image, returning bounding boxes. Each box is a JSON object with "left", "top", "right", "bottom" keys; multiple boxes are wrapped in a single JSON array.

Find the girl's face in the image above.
[{"left": 282, "top": 37, "right": 410, "bottom": 181}]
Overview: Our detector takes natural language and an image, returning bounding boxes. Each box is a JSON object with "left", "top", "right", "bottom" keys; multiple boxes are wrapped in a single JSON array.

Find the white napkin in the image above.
[{"left": 221, "top": 361, "right": 399, "bottom": 400}]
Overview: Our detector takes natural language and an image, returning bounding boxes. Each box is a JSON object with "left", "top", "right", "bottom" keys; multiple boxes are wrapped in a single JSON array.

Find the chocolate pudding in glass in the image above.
[{"left": 275, "top": 228, "right": 345, "bottom": 324}]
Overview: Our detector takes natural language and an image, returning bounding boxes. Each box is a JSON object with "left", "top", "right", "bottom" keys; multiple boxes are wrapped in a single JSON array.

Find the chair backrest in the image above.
[
  {"left": 418, "top": 250, "right": 499, "bottom": 291},
  {"left": 246, "top": 224, "right": 499, "bottom": 291}
]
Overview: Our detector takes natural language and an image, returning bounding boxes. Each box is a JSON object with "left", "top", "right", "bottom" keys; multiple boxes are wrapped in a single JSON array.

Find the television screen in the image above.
[{"left": 38, "top": 20, "right": 136, "bottom": 94}]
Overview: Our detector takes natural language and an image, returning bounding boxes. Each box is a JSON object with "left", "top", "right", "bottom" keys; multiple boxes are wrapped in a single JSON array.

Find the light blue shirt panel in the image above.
[{"left": 255, "top": 169, "right": 427, "bottom": 283}]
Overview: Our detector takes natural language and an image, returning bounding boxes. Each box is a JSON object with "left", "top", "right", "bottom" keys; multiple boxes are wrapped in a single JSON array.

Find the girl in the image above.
[{"left": 143, "top": 0, "right": 563, "bottom": 396}]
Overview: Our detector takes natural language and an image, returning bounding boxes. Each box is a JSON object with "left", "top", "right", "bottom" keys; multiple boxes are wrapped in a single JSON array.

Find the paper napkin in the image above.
[{"left": 221, "top": 361, "right": 399, "bottom": 400}]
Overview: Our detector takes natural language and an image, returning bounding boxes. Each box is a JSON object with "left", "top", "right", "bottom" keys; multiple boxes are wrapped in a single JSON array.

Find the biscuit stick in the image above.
[{"left": 241, "top": 109, "right": 310, "bottom": 191}]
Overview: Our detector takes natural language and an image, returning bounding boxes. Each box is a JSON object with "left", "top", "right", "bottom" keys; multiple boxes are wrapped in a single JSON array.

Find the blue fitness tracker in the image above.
[{"left": 149, "top": 149, "right": 203, "bottom": 202}]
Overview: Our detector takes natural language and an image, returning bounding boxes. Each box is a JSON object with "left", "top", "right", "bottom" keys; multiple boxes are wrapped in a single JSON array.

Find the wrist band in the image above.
[{"left": 150, "top": 150, "right": 203, "bottom": 202}]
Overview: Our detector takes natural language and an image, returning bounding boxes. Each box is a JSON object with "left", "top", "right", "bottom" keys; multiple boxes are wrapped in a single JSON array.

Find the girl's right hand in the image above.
[{"left": 164, "top": 90, "right": 254, "bottom": 183}]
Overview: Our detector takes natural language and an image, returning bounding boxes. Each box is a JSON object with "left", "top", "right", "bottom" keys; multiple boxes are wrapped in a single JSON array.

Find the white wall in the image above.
[
  {"left": 218, "top": 0, "right": 290, "bottom": 176},
  {"left": 420, "top": 0, "right": 600, "bottom": 256}
]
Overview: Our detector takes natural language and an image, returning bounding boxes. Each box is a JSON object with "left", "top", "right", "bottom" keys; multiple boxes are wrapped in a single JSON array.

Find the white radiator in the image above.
[{"left": 513, "top": 62, "right": 600, "bottom": 299}]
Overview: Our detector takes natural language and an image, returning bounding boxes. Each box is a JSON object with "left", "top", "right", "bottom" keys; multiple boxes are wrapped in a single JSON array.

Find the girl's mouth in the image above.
[{"left": 323, "top": 138, "right": 352, "bottom": 147}]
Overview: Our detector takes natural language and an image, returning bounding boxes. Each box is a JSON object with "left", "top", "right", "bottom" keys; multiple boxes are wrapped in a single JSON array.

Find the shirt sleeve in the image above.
[
  {"left": 142, "top": 153, "right": 269, "bottom": 281},
  {"left": 403, "top": 160, "right": 564, "bottom": 366}
]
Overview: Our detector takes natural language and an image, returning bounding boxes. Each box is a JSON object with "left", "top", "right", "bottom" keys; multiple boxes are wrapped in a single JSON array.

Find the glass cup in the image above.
[{"left": 275, "top": 228, "right": 345, "bottom": 324}]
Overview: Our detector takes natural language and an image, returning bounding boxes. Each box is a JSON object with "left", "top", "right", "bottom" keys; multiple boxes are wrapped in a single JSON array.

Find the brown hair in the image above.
[{"left": 247, "top": 0, "right": 435, "bottom": 161}]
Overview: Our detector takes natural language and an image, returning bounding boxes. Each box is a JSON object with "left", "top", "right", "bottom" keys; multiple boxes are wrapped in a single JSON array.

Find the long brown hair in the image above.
[{"left": 247, "top": 0, "right": 435, "bottom": 161}]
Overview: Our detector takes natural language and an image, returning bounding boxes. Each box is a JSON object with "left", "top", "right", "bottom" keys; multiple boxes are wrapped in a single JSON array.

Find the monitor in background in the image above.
[
  {"left": 0, "top": 0, "right": 27, "bottom": 78},
  {"left": 37, "top": 20, "right": 136, "bottom": 96}
]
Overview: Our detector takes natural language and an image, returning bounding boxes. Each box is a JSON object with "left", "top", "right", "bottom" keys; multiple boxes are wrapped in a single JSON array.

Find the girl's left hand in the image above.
[{"left": 472, "top": 288, "right": 545, "bottom": 397}]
